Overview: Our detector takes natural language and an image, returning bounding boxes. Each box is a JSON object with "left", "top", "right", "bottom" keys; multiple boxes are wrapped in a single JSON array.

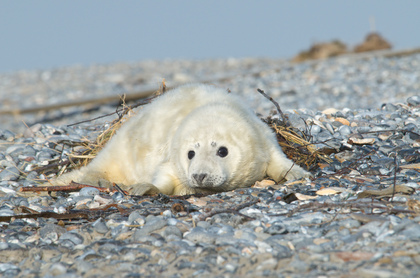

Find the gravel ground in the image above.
[{"left": 1, "top": 53, "right": 420, "bottom": 277}]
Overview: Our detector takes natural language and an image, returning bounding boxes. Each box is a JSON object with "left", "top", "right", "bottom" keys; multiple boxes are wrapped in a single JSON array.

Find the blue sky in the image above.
[{"left": 1, "top": 1, "right": 419, "bottom": 73}]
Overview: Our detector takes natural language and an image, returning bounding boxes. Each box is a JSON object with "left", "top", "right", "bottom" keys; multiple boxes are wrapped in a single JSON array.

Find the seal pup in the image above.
[{"left": 48, "top": 84, "right": 310, "bottom": 195}]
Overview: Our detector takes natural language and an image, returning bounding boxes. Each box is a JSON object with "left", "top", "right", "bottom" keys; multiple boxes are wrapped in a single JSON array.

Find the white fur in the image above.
[{"left": 49, "top": 84, "right": 310, "bottom": 195}]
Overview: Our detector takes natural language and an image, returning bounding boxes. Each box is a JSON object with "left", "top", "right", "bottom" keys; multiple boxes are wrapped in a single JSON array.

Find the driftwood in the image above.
[
  {"left": 0, "top": 87, "right": 158, "bottom": 116},
  {"left": 19, "top": 181, "right": 116, "bottom": 193},
  {"left": 0, "top": 204, "right": 131, "bottom": 223}
]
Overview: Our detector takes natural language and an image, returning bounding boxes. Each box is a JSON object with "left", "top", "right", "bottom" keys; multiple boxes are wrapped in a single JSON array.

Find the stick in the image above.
[
  {"left": 257, "top": 88, "right": 289, "bottom": 126},
  {"left": 19, "top": 181, "right": 112, "bottom": 193},
  {"left": 392, "top": 154, "right": 398, "bottom": 202}
]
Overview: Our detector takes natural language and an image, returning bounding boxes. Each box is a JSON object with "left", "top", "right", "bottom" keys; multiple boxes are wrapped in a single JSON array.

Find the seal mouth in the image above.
[
  {"left": 190, "top": 186, "right": 229, "bottom": 193},
  {"left": 189, "top": 174, "right": 227, "bottom": 190},
  {"left": 188, "top": 182, "right": 229, "bottom": 192}
]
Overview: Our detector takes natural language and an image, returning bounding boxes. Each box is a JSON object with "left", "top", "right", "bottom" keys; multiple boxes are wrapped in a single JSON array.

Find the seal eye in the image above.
[
  {"left": 188, "top": 150, "right": 195, "bottom": 160},
  {"left": 217, "top": 146, "right": 228, "bottom": 158}
]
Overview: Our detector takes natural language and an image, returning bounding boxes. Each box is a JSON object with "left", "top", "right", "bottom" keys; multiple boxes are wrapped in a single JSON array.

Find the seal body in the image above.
[{"left": 50, "top": 84, "right": 309, "bottom": 195}]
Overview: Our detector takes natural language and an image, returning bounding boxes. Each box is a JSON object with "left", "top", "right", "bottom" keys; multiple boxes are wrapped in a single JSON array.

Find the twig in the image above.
[
  {"left": 31, "top": 159, "right": 71, "bottom": 173},
  {"left": 284, "top": 163, "right": 295, "bottom": 180},
  {"left": 19, "top": 181, "right": 114, "bottom": 193},
  {"left": 392, "top": 154, "right": 398, "bottom": 202},
  {"left": 67, "top": 96, "right": 157, "bottom": 127},
  {"left": 257, "top": 88, "right": 289, "bottom": 126},
  {"left": 113, "top": 183, "right": 128, "bottom": 196},
  {"left": 68, "top": 80, "right": 169, "bottom": 127},
  {"left": 0, "top": 205, "right": 133, "bottom": 223}
]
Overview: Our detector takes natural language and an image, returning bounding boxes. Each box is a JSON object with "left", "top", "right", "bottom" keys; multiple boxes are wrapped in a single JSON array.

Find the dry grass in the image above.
[
  {"left": 66, "top": 81, "right": 169, "bottom": 169},
  {"left": 266, "top": 117, "right": 331, "bottom": 171},
  {"left": 69, "top": 114, "right": 129, "bottom": 167}
]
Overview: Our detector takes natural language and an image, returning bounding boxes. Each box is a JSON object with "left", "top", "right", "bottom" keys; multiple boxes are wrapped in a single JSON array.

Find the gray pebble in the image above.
[
  {"left": 0, "top": 242, "right": 9, "bottom": 250},
  {"left": 196, "top": 221, "right": 211, "bottom": 229},
  {"left": 37, "top": 151, "right": 53, "bottom": 161},
  {"left": 112, "top": 192, "right": 124, "bottom": 201},
  {"left": 0, "top": 208, "right": 14, "bottom": 216},
  {"left": 134, "top": 218, "right": 167, "bottom": 237},
  {"left": 75, "top": 260, "right": 94, "bottom": 275},
  {"left": 309, "top": 124, "right": 322, "bottom": 135},
  {"left": 0, "top": 263, "right": 19, "bottom": 276},
  {"left": 317, "top": 130, "right": 333, "bottom": 142},
  {"left": 39, "top": 223, "right": 66, "bottom": 243},
  {"left": 184, "top": 227, "right": 216, "bottom": 244},
  {"left": 162, "top": 226, "right": 183, "bottom": 239},
  {"left": 79, "top": 187, "right": 100, "bottom": 197},
  {"left": 338, "top": 125, "right": 352, "bottom": 137},
  {"left": 287, "top": 114, "right": 306, "bottom": 130},
  {"left": 93, "top": 218, "right": 109, "bottom": 234},
  {"left": 407, "top": 95, "right": 420, "bottom": 107},
  {"left": 400, "top": 224, "right": 420, "bottom": 241},
  {"left": 0, "top": 166, "right": 20, "bottom": 181},
  {"left": 59, "top": 231, "right": 84, "bottom": 246},
  {"left": 128, "top": 211, "right": 145, "bottom": 224},
  {"left": 0, "top": 130, "right": 15, "bottom": 141},
  {"left": 339, "top": 219, "right": 361, "bottom": 229},
  {"left": 265, "top": 222, "right": 288, "bottom": 235},
  {"left": 47, "top": 263, "right": 67, "bottom": 276}
]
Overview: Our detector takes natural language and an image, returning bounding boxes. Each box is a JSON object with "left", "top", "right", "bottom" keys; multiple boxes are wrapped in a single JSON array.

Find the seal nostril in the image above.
[{"left": 193, "top": 173, "right": 207, "bottom": 185}]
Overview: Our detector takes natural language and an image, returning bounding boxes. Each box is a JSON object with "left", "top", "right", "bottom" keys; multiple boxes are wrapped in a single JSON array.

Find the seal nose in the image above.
[{"left": 193, "top": 173, "right": 207, "bottom": 185}]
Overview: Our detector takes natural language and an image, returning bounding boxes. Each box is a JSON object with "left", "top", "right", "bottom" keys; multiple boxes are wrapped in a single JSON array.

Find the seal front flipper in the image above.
[
  {"left": 129, "top": 183, "right": 162, "bottom": 196},
  {"left": 266, "top": 146, "right": 311, "bottom": 182}
]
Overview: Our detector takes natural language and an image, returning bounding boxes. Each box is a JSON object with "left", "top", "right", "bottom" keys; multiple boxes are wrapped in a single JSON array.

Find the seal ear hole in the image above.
[
  {"left": 188, "top": 150, "right": 195, "bottom": 160},
  {"left": 217, "top": 146, "right": 228, "bottom": 158}
]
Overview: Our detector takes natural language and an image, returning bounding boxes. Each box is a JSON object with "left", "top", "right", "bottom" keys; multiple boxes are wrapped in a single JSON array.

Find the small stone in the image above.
[
  {"left": 338, "top": 125, "right": 352, "bottom": 137},
  {"left": 310, "top": 124, "right": 322, "bottom": 135},
  {"left": 162, "top": 226, "right": 183, "bottom": 239},
  {"left": 196, "top": 221, "right": 211, "bottom": 229},
  {"left": 76, "top": 260, "right": 94, "bottom": 275},
  {"left": 407, "top": 96, "right": 420, "bottom": 107},
  {"left": 133, "top": 218, "right": 167, "bottom": 237},
  {"left": 0, "top": 166, "right": 20, "bottom": 181},
  {"left": 325, "top": 122, "right": 335, "bottom": 134},
  {"left": 317, "top": 130, "right": 333, "bottom": 141},
  {"left": 59, "top": 231, "right": 84, "bottom": 246},
  {"left": 401, "top": 224, "right": 420, "bottom": 241},
  {"left": 93, "top": 218, "right": 109, "bottom": 234},
  {"left": 79, "top": 187, "right": 100, "bottom": 197},
  {"left": 0, "top": 208, "right": 14, "bottom": 216},
  {"left": 112, "top": 192, "right": 124, "bottom": 201},
  {"left": 0, "top": 263, "right": 19, "bottom": 275},
  {"left": 265, "top": 222, "right": 288, "bottom": 235},
  {"left": 0, "top": 242, "right": 9, "bottom": 250},
  {"left": 0, "top": 130, "right": 15, "bottom": 141},
  {"left": 48, "top": 263, "right": 67, "bottom": 276},
  {"left": 184, "top": 227, "right": 216, "bottom": 244},
  {"left": 287, "top": 114, "right": 306, "bottom": 130},
  {"left": 39, "top": 223, "right": 66, "bottom": 243},
  {"left": 128, "top": 211, "right": 145, "bottom": 225}
]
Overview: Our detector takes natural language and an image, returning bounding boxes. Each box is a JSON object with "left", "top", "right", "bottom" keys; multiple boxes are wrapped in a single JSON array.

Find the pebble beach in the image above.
[{"left": 1, "top": 52, "right": 420, "bottom": 277}]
